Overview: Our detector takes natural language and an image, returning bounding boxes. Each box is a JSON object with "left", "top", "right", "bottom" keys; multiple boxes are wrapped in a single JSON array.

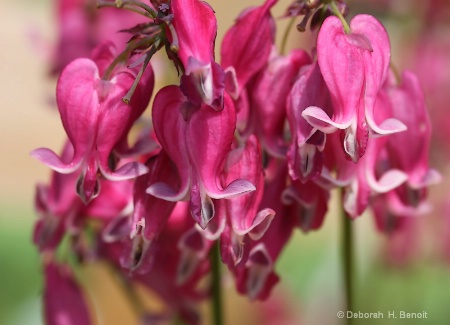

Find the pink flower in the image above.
[
  {"left": 171, "top": 0, "right": 224, "bottom": 110},
  {"left": 249, "top": 48, "right": 311, "bottom": 157},
  {"left": 282, "top": 179, "right": 329, "bottom": 232},
  {"left": 215, "top": 135, "right": 275, "bottom": 265},
  {"left": 303, "top": 14, "right": 406, "bottom": 162},
  {"left": 52, "top": 0, "right": 148, "bottom": 74},
  {"left": 287, "top": 61, "right": 331, "bottom": 182},
  {"left": 224, "top": 160, "right": 296, "bottom": 300},
  {"left": 383, "top": 71, "right": 441, "bottom": 191},
  {"left": 31, "top": 43, "right": 154, "bottom": 203},
  {"left": 34, "top": 141, "right": 133, "bottom": 252},
  {"left": 321, "top": 132, "right": 407, "bottom": 219},
  {"left": 147, "top": 86, "right": 255, "bottom": 229},
  {"left": 367, "top": 71, "right": 440, "bottom": 226},
  {"left": 100, "top": 202, "right": 210, "bottom": 325},
  {"left": 119, "top": 150, "right": 178, "bottom": 273},
  {"left": 43, "top": 262, "right": 91, "bottom": 325},
  {"left": 221, "top": 0, "right": 277, "bottom": 100},
  {"left": 33, "top": 142, "right": 81, "bottom": 252}
]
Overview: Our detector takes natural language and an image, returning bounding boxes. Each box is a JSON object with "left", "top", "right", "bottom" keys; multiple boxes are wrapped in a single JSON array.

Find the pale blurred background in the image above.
[{"left": 1, "top": 0, "right": 450, "bottom": 324}]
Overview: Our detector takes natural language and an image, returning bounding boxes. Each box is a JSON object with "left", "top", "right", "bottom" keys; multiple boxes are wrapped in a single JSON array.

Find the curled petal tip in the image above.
[
  {"left": 367, "top": 117, "right": 407, "bottom": 136},
  {"left": 210, "top": 179, "right": 256, "bottom": 200},
  {"left": 368, "top": 169, "right": 408, "bottom": 193},
  {"left": 302, "top": 106, "right": 350, "bottom": 133},
  {"left": 30, "top": 148, "right": 80, "bottom": 174},
  {"left": 101, "top": 162, "right": 149, "bottom": 181},
  {"left": 146, "top": 182, "right": 190, "bottom": 202}
]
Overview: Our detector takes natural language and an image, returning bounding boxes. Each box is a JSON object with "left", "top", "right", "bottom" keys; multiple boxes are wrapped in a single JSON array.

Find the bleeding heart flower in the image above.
[
  {"left": 31, "top": 42, "right": 154, "bottom": 203},
  {"left": 287, "top": 61, "right": 332, "bottom": 182},
  {"left": 43, "top": 262, "right": 91, "bottom": 325},
  {"left": 383, "top": 71, "right": 441, "bottom": 190},
  {"left": 250, "top": 47, "right": 311, "bottom": 157},
  {"left": 171, "top": 0, "right": 224, "bottom": 110},
  {"left": 147, "top": 85, "right": 255, "bottom": 229},
  {"left": 303, "top": 14, "right": 406, "bottom": 162},
  {"left": 215, "top": 135, "right": 275, "bottom": 265},
  {"left": 221, "top": 0, "right": 277, "bottom": 100}
]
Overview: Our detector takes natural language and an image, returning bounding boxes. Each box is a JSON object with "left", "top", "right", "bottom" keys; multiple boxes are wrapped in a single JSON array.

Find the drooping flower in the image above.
[
  {"left": 52, "top": 0, "right": 148, "bottom": 74},
  {"left": 43, "top": 262, "right": 91, "bottom": 325},
  {"left": 147, "top": 85, "right": 255, "bottom": 229},
  {"left": 170, "top": 0, "right": 224, "bottom": 110},
  {"left": 249, "top": 47, "right": 311, "bottom": 157},
  {"left": 368, "top": 71, "right": 440, "bottom": 232},
  {"left": 224, "top": 159, "right": 296, "bottom": 301},
  {"left": 383, "top": 71, "right": 441, "bottom": 192},
  {"left": 282, "top": 179, "right": 329, "bottom": 232},
  {"left": 303, "top": 14, "right": 406, "bottom": 162},
  {"left": 31, "top": 42, "right": 154, "bottom": 203},
  {"left": 216, "top": 135, "right": 275, "bottom": 265},
  {"left": 287, "top": 61, "right": 332, "bottom": 182},
  {"left": 34, "top": 140, "right": 134, "bottom": 252},
  {"left": 321, "top": 131, "right": 407, "bottom": 219},
  {"left": 123, "top": 150, "right": 178, "bottom": 273},
  {"left": 99, "top": 201, "right": 210, "bottom": 325},
  {"left": 33, "top": 142, "right": 82, "bottom": 252},
  {"left": 221, "top": 0, "right": 277, "bottom": 100}
]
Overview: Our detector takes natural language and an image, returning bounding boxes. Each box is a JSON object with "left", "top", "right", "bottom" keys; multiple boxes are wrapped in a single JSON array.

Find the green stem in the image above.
[
  {"left": 102, "top": 37, "right": 153, "bottom": 80},
  {"left": 97, "top": 0, "right": 157, "bottom": 18},
  {"left": 342, "top": 205, "right": 354, "bottom": 325},
  {"left": 330, "top": 1, "right": 351, "bottom": 34},
  {"left": 210, "top": 242, "right": 223, "bottom": 325},
  {"left": 281, "top": 17, "right": 296, "bottom": 55}
]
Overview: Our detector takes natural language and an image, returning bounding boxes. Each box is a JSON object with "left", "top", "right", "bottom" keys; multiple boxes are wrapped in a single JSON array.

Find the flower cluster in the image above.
[{"left": 32, "top": 0, "right": 439, "bottom": 323}]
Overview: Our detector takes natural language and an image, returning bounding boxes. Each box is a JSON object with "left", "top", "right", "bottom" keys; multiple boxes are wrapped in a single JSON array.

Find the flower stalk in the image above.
[
  {"left": 211, "top": 241, "right": 224, "bottom": 325},
  {"left": 330, "top": 1, "right": 350, "bottom": 33},
  {"left": 342, "top": 198, "right": 354, "bottom": 325}
]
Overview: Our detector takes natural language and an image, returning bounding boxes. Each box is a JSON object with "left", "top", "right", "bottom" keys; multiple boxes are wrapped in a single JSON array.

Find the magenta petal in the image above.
[
  {"left": 302, "top": 106, "right": 351, "bottom": 132},
  {"left": 44, "top": 262, "right": 91, "bottom": 325},
  {"left": 385, "top": 71, "right": 440, "bottom": 189},
  {"left": 30, "top": 148, "right": 82, "bottom": 174},
  {"left": 176, "top": 227, "right": 209, "bottom": 285},
  {"left": 100, "top": 161, "right": 149, "bottom": 181},
  {"left": 247, "top": 208, "right": 276, "bottom": 241},
  {"left": 190, "top": 179, "right": 215, "bottom": 229},
  {"left": 132, "top": 152, "right": 178, "bottom": 242},
  {"left": 102, "top": 214, "right": 131, "bottom": 243},
  {"left": 237, "top": 243, "right": 279, "bottom": 301},
  {"left": 186, "top": 93, "right": 254, "bottom": 199},
  {"left": 366, "top": 116, "right": 407, "bottom": 135},
  {"left": 287, "top": 62, "right": 332, "bottom": 145},
  {"left": 367, "top": 169, "right": 408, "bottom": 193},
  {"left": 419, "top": 169, "right": 442, "bottom": 188},
  {"left": 57, "top": 58, "right": 99, "bottom": 160},
  {"left": 171, "top": 0, "right": 217, "bottom": 71},
  {"left": 146, "top": 182, "right": 190, "bottom": 202},
  {"left": 198, "top": 200, "right": 227, "bottom": 240},
  {"left": 171, "top": 0, "right": 224, "bottom": 108},
  {"left": 252, "top": 48, "right": 311, "bottom": 157},
  {"left": 224, "top": 136, "right": 268, "bottom": 235},
  {"left": 221, "top": 0, "right": 276, "bottom": 95},
  {"left": 317, "top": 16, "right": 365, "bottom": 128},
  {"left": 350, "top": 15, "right": 391, "bottom": 130},
  {"left": 211, "top": 179, "right": 256, "bottom": 199},
  {"left": 150, "top": 86, "right": 192, "bottom": 200}
]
